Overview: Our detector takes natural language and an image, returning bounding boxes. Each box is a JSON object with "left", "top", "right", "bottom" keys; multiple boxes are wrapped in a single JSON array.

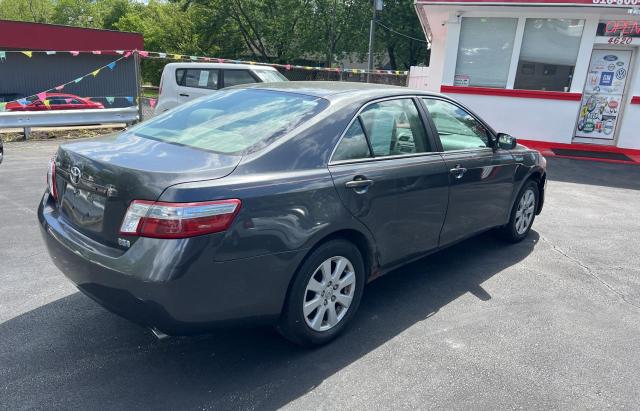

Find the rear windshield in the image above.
[
  {"left": 253, "top": 69, "right": 288, "bottom": 83},
  {"left": 131, "top": 89, "right": 327, "bottom": 154}
]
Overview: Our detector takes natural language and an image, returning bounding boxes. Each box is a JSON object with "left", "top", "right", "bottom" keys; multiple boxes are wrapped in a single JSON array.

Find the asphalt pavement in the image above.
[{"left": 1, "top": 139, "right": 639, "bottom": 410}]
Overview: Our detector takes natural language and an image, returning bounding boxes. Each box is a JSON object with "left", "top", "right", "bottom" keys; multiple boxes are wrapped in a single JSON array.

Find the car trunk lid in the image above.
[{"left": 53, "top": 132, "right": 241, "bottom": 247}]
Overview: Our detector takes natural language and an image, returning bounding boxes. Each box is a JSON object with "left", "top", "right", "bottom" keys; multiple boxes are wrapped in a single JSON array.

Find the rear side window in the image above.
[
  {"left": 176, "top": 69, "right": 219, "bottom": 90},
  {"left": 332, "top": 120, "right": 371, "bottom": 161},
  {"left": 332, "top": 98, "right": 429, "bottom": 162},
  {"left": 224, "top": 70, "right": 257, "bottom": 87},
  {"left": 130, "top": 89, "right": 328, "bottom": 154}
]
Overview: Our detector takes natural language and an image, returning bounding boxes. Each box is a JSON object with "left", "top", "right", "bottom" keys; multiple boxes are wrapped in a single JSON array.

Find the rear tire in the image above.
[
  {"left": 278, "top": 239, "right": 365, "bottom": 347},
  {"left": 499, "top": 180, "right": 539, "bottom": 243}
]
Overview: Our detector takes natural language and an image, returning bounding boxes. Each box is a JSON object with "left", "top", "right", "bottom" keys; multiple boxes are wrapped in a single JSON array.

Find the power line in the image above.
[{"left": 375, "top": 20, "right": 429, "bottom": 44}]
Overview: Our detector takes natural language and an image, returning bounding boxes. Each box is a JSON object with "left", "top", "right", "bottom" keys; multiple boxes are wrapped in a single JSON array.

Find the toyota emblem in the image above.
[{"left": 70, "top": 166, "right": 82, "bottom": 185}]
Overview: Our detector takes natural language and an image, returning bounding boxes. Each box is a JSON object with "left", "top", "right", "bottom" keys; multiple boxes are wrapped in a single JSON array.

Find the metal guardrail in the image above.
[{"left": 0, "top": 107, "right": 139, "bottom": 139}]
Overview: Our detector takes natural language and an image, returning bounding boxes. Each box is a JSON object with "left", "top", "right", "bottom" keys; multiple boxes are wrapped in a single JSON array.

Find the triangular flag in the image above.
[
  {"left": 37, "top": 92, "right": 47, "bottom": 102},
  {"left": 158, "top": 53, "right": 167, "bottom": 59},
  {"left": 74, "top": 77, "right": 83, "bottom": 83},
  {"left": 43, "top": 99, "right": 51, "bottom": 108},
  {"left": 285, "top": 64, "right": 291, "bottom": 70},
  {"left": 92, "top": 50, "right": 101, "bottom": 55},
  {"left": 65, "top": 98, "right": 73, "bottom": 104},
  {"left": 124, "top": 51, "right": 132, "bottom": 58},
  {"left": 0, "top": 102, "right": 6, "bottom": 111},
  {"left": 0, "top": 51, "right": 5, "bottom": 62},
  {"left": 22, "top": 51, "right": 33, "bottom": 58},
  {"left": 138, "top": 50, "right": 149, "bottom": 58},
  {"left": 91, "top": 69, "right": 101, "bottom": 77},
  {"left": 70, "top": 51, "right": 80, "bottom": 56},
  {"left": 46, "top": 51, "right": 56, "bottom": 55},
  {"left": 172, "top": 54, "right": 181, "bottom": 60},
  {"left": 116, "top": 50, "right": 124, "bottom": 55},
  {"left": 106, "top": 97, "right": 115, "bottom": 104},
  {"left": 217, "top": 58, "right": 225, "bottom": 63},
  {"left": 126, "top": 96, "right": 134, "bottom": 104},
  {"left": 55, "top": 85, "right": 64, "bottom": 91},
  {"left": 17, "top": 98, "right": 27, "bottom": 106},
  {"left": 190, "top": 56, "right": 198, "bottom": 61},
  {"left": 107, "top": 62, "right": 116, "bottom": 70},
  {"left": 149, "top": 98, "right": 157, "bottom": 108}
]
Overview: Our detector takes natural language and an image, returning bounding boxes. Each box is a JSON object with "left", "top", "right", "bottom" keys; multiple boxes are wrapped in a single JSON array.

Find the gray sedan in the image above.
[{"left": 38, "top": 82, "right": 546, "bottom": 346}]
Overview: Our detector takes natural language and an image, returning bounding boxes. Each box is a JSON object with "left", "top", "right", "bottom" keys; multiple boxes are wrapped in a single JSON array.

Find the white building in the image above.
[{"left": 410, "top": 0, "right": 640, "bottom": 150}]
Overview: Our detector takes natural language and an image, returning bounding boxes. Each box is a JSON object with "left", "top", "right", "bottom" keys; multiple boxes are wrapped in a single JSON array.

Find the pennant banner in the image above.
[{"left": 0, "top": 49, "right": 409, "bottom": 76}]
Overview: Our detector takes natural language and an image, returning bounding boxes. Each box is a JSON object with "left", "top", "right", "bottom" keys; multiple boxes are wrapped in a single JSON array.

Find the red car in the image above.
[{"left": 5, "top": 93, "right": 104, "bottom": 111}]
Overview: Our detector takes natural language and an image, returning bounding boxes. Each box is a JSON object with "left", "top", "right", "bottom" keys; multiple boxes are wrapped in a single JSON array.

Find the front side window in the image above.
[
  {"left": 360, "top": 99, "right": 428, "bottom": 157},
  {"left": 455, "top": 17, "right": 518, "bottom": 88},
  {"left": 514, "top": 19, "right": 585, "bottom": 92},
  {"left": 423, "top": 99, "right": 490, "bottom": 151},
  {"left": 224, "top": 70, "right": 257, "bottom": 87},
  {"left": 129, "top": 89, "right": 328, "bottom": 154},
  {"left": 176, "top": 69, "right": 219, "bottom": 90}
]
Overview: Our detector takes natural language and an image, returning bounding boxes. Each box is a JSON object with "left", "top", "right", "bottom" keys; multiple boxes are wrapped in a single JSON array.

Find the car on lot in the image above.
[
  {"left": 5, "top": 93, "right": 104, "bottom": 111},
  {"left": 155, "top": 62, "right": 288, "bottom": 114},
  {"left": 39, "top": 82, "right": 546, "bottom": 346}
]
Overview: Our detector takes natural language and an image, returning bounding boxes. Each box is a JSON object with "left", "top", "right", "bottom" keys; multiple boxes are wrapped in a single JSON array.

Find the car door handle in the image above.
[
  {"left": 179, "top": 93, "right": 189, "bottom": 97},
  {"left": 345, "top": 178, "right": 374, "bottom": 190},
  {"left": 450, "top": 165, "right": 467, "bottom": 179}
]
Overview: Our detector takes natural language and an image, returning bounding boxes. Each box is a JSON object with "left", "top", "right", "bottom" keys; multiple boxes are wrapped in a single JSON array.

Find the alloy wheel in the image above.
[
  {"left": 303, "top": 256, "right": 356, "bottom": 332},
  {"left": 515, "top": 188, "right": 536, "bottom": 235}
]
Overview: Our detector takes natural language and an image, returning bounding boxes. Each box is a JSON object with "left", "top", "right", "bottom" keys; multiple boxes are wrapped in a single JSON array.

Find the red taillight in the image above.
[
  {"left": 47, "top": 156, "right": 58, "bottom": 200},
  {"left": 119, "top": 199, "right": 241, "bottom": 239}
]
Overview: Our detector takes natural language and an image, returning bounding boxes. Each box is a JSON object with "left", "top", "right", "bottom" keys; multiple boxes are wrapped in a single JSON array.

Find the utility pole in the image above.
[{"left": 367, "top": 0, "right": 383, "bottom": 82}]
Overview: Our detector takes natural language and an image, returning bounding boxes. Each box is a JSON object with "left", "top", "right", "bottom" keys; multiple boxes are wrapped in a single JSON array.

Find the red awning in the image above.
[{"left": 0, "top": 20, "right": 143, "bottom": 51}]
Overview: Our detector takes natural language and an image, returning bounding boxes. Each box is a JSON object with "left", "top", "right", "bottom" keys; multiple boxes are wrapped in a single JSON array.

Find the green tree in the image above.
[
  {"left": 374, "top": 0, "right": 429, "bottom": 69},
  {"left": 0, "top": 0, "right": 53, "bottom": 23}
]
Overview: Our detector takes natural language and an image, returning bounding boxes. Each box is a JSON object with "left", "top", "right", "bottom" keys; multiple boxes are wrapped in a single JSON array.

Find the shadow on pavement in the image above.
[
  {"left": 546, "top": 157, "right": 640, "bottom": 190},
  {"left": 0, "top": 231, "right": 538, "bottom": 409}
]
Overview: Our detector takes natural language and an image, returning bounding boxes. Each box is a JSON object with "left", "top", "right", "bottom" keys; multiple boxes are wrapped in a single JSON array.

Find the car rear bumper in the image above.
[{"left": 38, "top": 194, "right": 305, "bottom": 335}]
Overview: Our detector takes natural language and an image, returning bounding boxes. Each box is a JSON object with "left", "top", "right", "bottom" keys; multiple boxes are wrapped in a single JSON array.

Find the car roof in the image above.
[
  {"left": 239, "top": 81, "right": 447, "bottom": 101},
  {"left": 164, "top": 62, "right": 279, "bottom": 71}
]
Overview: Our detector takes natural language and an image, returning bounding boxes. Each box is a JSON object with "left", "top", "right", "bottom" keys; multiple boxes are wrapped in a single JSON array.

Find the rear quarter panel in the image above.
[{"left": 158, "top": 101, "right": 374, "bottom": 262}]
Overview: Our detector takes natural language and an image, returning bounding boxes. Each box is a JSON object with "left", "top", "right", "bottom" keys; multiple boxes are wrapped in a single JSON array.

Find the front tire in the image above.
[
  {"left": 278, "top": 239, "right": 365, "bottom": 347},
  {"left": 499, "top": 180, "right": 539, "bottom": 243}
]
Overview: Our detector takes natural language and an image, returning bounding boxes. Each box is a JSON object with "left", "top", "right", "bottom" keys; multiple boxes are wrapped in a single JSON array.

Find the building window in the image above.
[
  {"left": 455, "top": 17, "right": 518, "bottom": 88},
  {"left": 514, "top": 19, "right": 585, "bottom": 92}
]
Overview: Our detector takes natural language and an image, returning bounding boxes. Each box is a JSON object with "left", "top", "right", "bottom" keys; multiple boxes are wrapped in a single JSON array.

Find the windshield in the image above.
[
  {"left": 130, "top": 89, "right": 327, "bottom": 154},
  {"left": 253, "top": 69, "right": 288, "bottom": 83}
]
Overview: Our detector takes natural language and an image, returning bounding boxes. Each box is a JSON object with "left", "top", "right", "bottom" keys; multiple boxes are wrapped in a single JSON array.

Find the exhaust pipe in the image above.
[{"left": 150, "top": 327, "right": 170, "bottom": 340}]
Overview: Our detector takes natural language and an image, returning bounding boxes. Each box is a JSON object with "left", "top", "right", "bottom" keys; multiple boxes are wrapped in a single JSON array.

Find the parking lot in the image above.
[{"left": 1, "top": 139, "right": 639, "bottom": 410}]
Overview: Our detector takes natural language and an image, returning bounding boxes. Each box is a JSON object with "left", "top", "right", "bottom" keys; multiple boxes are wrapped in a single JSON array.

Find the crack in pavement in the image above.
[{"left": 540, "top": 234, "right": 640, "bottom": 310}]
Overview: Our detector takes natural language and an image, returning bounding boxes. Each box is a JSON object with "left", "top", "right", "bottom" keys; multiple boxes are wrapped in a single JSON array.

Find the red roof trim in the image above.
[
  {"left": 440, "top": 85, "right": 583, "bottom": 101},
  {"left": 0, "top": 19, "right": 143, "bottom": 51},
  {"left": 631, "top": 96, "right": 640, "bottom": 104}
]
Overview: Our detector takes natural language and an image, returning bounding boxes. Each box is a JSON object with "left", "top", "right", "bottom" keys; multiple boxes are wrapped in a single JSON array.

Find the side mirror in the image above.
[{"left": 497, "top": 133, "right": 517, "bottom": 150}]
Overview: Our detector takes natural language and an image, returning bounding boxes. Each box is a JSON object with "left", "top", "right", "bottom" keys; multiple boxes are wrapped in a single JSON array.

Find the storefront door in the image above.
[{"left": 574, "top": 49, "right": 633, "bottom": 144}]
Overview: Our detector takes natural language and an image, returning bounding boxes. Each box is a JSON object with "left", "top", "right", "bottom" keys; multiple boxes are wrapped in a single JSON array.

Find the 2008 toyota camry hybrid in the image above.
[{"left": 39, "top": 82, "right": 546, "bottom": 346}]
